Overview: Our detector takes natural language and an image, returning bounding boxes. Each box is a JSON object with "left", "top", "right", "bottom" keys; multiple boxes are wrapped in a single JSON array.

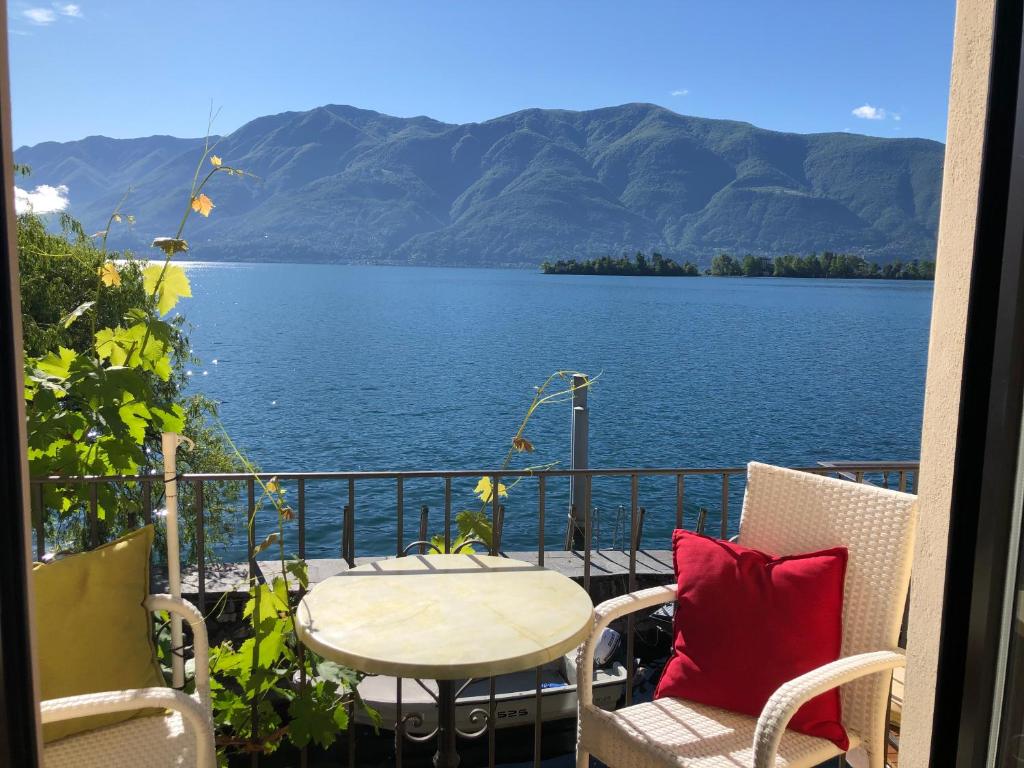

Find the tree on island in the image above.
[
  {"left": 541, "top": 252, "right": 700, "bottom": 276},
  {"left": 541, "top": 250, "right": 935, "bottom": 280}
]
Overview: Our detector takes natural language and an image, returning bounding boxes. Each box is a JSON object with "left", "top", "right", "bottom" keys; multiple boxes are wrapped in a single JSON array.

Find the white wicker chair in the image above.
[
  {"left": 41, "top": 594, "right": 215, "bottom": 768},
  {"left": 576, "top": 462, "right": 918, "bottom": 768}
]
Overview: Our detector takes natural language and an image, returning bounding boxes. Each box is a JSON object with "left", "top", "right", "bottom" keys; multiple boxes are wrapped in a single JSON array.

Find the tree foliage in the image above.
[
  {"left": 20, "top": 144, "right": 364, "bottom": 760},
  {"left": 542, "top": 250, "right": 935, "bottom": 280},
  {"left": 542, "top": 252, "right": 701, "bottom": 276},
  {"left": 18, "top": 208, "right": 245, "bottom": 557}
]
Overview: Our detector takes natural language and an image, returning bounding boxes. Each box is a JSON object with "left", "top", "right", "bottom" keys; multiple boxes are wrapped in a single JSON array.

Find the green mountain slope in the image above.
[{"left": 14, "top": 103, "right": 944, "bottom": 266}]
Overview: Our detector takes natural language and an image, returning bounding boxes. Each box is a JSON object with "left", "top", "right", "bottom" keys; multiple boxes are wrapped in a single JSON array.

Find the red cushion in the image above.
[{"left": 654, "top": 530, "right": 849, "bottom": 750}]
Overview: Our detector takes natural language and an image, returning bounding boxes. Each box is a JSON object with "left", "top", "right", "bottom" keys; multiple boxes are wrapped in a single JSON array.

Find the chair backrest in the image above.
[{"left": 738, "top": 462, "right": 917, "bottom": 763}]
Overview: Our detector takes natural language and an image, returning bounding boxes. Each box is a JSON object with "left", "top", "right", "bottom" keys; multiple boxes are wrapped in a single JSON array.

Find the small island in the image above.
[{"left": 541, "top": 251, "right": 936, "bottom": 280}]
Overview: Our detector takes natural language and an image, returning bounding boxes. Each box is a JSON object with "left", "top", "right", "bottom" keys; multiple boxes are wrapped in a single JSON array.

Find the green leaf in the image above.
[
  {"left": 35, "top": 347, "right": 77, "bottom": 380},
  {"left": 94, "top": 327, "right": 129, "bottom": 366},
  {"left": 288, "top": 690, "right": 344, "bottom": 749},
  {"left": 285, "top": 559, "right": 309, "bottom": 590},
  {"left": 61, "top": 301, "right": 95, "bottom": 328},
  {"left": 455, "top": 510, "right": 493, "bottom": 549},
  {"left": 315, "top": 660, "right": 361, "bottom": 691},
  {"left": 118, "top": 399, "right": 151, "bottom": 443},
  {"left": 150, "top": 404, "right": 185, "bottom": 433}
]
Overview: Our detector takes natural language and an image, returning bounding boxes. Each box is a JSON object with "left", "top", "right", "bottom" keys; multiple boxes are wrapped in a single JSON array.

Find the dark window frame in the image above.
[
  {"left": 0, "top": 3, "right": 43, "bottom": 765},
  {"left": 931, "top": 0, "right": 1024, "bottom": 766},
  {"left": 0, "top": 3, "right": 1023, "bottom": 768}
]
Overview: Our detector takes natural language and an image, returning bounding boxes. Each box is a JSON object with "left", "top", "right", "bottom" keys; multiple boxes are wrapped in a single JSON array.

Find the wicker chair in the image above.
[
  {"left": 41, "top": 594, "right": 215, "bottom": 768},
  {"left": 576, "top": 462, "right": 917, "bottom": 768}
]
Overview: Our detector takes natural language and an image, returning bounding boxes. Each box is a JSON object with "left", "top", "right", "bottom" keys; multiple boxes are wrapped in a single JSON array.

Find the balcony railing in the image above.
[{"left": 30, "top": 460, "right": 918, "bottom": 767}]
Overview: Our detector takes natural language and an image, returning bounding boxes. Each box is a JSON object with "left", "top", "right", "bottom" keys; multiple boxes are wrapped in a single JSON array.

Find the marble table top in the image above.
[{"left": 295, "top": 554, "right": 595, "bottom": 680}]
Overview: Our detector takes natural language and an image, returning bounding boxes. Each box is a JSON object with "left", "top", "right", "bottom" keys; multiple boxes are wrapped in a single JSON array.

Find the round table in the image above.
[{"left": 295, "top": 553, "right": 594, "bottom": 768}]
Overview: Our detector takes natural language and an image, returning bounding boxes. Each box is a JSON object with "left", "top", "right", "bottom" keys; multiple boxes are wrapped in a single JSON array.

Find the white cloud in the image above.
[
  {"left": 57, "top": 3, "right": 82, "bottom": 17},
  {"left": 852, "top": 104, "right": 887, "bottom": 120},
  {"left": 892, "top": 113, "right": 902, "bottom": 121},
  {"left": 671, "top": 88, "right": 689, "bottom": 97},
  {"left": 14, "top": 184, "right": 69, "bottom": 215},
  {"left": 23, "top": 8, "right": 57, "bottom": 24}
]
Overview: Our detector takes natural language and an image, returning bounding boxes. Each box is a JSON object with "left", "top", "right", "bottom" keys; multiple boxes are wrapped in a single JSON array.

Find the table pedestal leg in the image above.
[{"left": 434, "top": 679, "right": 460, "bottom": 768}]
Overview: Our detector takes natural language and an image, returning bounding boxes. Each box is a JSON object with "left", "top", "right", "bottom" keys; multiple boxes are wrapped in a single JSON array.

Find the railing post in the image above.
[
  {"left": 161, "top": 432, "right": 192, "bottom": 690},
  {"left": 720, "top": 473, "right": 730, "bottom": 539},
  {"left": 567, "top": 374, "right": 589, "bottom": 549},
  {"left": 444, "top": 478, "right": 452, "bottom": 554},
  {"left": 396, "top": 478, "right": 404, "bottom": 557},
  {"left": 418, "top": 505, "right": 428, "bottom": 555}
]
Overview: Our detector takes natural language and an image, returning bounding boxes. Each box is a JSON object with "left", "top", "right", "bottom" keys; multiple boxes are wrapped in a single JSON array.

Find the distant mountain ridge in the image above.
[{"left": 15, "top": 103, "right": 944, "bottom": 266}]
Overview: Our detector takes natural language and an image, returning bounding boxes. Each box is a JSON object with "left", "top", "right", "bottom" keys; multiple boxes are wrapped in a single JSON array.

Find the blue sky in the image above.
[{"left": 8, "top": 1, "right": 957, "bottom": 148}]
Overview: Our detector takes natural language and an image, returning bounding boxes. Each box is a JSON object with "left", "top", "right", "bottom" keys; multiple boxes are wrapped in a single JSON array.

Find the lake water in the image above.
[{"left": 181, "top": 263, "right": 932, "bottom": 560}]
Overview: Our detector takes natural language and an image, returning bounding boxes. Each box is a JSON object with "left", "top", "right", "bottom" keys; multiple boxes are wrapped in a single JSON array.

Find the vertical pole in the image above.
[
  {"left": 626, "top": 475, "right": 638, "bottom": 705},
  {"left": 347, "top": 478, "right": 355, "bottom": 565},
  {"left": 720, "top": 473, "right": 730, "bottom": 539},
  {"left": 537, "top": 476, "right": 546, "bottom": 567},
  {"left": 297, "top": 479, "right": 306, "bottom": 561},
  {"left": 194, "top": 480, "right": 205, "bottom": 614},
  {"left": 418, "top": 506, "right": 429, "bottom": 555},
  {"left": 396, "top": 478, "right": 404, "bottom": 557},
  {"left": 444, "top": 478, "right": 452, "bottom": 553},
  {"left": 161, "top": 432, "right": 185, "bottom": 689},
  {"left": 435, "top": 679, "right": 459, "bottom": 768},
  {"left": 567, "top": 374, "right": 589, "bottom": 549},
  {"left": 675, "top": 474, "right": 685, "bottom": 530}
]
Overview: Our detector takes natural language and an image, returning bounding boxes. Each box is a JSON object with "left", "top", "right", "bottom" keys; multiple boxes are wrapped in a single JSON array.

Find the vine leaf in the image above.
[
  {"left": 61, "top": 301, "right": 95, "bottom": 328},
  {"left": 455, "top": 509, "right": 493, "bottom": 549},
  {"left": 473, "top": 476, "right": 507, "bottom": 503},
  {"left": 150, "top": 404, "right": 185, "bottom": 434},
  {"left": 98, "top": 262, "right": 121, "bottom": 287},
  {"left": 284, "top": 559, "right": 308, "bottom": 590},
  {"left": 35, "top": 347, "right": 77, "bottom": 380},
  {"left": 512, "top": 435, "right": 534, "bottom": 452},
  {"left": 289, "top": 691, "right": 343, "bottom": 749},
  {"left": 191, "top": 193, "right": 215, "bottom": 217},
  {"left": 151, "top": 237, "right": 189, "bottom": 256},
  {"left": 118, "top": 400, "right": 151, "bottom": 443},
  {"left": 252, "top": 532, "right": 281, "bottom": 556},
  {"left": 143, "top": 264, "right": 192, "bottom": 315}
]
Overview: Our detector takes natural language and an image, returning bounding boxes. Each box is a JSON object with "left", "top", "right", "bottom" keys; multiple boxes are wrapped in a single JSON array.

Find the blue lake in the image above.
[{"left": 181, "top": 263, "right": 932, "bottom": 560}]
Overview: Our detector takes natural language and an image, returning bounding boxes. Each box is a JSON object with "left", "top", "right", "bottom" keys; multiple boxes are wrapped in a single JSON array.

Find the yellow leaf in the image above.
[
  {"left": 143, "top": 264, "right": 192, "bottom": 315},
  {"left": 473, "top": 477, "right": 508, "bottom": 503},
  {"left": 112, "top": 213, "right": 122, "bottom": 223},
  {"left": 98, "top": 262, "right": 121, "bottom": 287},
  {"left": 210, "top": 155, "right": 222, "bottom": 168},
  {"left": 191, "top": 193, "right": 215, "bottom": 217}
]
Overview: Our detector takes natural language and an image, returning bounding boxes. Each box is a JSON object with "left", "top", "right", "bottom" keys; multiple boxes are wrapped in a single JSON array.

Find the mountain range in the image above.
[{"left": 14, "top": 103, "right": 945, "bottom": 267}]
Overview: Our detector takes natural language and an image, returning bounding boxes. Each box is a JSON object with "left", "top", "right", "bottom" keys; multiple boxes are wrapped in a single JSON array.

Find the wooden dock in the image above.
[{"left": 154, "top": 548, "right": 676, "bottom": 602}]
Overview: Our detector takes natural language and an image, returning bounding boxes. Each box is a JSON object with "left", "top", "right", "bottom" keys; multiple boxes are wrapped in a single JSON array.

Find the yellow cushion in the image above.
[{"left": 33, "top": 525, "right": 165, "bottom": 742}]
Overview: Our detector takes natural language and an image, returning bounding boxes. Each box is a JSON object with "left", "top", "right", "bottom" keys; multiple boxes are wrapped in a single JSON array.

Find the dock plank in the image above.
[{"left": 154, "top": 549, "right": 675, "bottom": 596}]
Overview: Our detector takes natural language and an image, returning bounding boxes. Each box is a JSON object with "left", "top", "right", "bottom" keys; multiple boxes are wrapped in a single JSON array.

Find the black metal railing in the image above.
[{"left": 30, "top": 460, "right": 918, "bottom": 767}]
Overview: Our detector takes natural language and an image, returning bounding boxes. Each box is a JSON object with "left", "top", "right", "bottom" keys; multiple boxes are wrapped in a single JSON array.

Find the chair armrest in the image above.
[
  {"left": 40, "top": 687, "right": 215, "bottom": 768},
  {"left": 577, "top": 584, "right": 677, "bottom": 707},
  {"left": 145, "top": 594, "right": 210, "bottom": 712},
  {"left": 752, "top": 649, "right": 906, "bottom": 768}
]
